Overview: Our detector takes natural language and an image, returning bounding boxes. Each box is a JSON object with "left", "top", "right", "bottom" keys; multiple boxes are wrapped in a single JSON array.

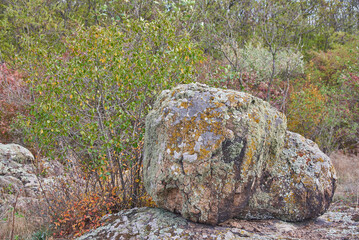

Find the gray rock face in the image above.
[
  {"left": 76, "top": 207, "right": 257, "bottom": 240},
  {"left": 0, "top": 143, "right": 66, "bottom": 239},
  {"left": 143, "top": 83, "right": 336, "bottom": 225},
  {"left": 237, "top": 131, "right": 336, "bottom": 221},
  {"left": 0, "top": 143, "right": 34, "bottom": 164},
  {"left": 0, "top": 144, "right": 39, "bottom": 197},
  {"left": 76, "top": 207, "right": 359, "bottom": 240},
  {"left": 0, "top": 143, "right": 63, "bottom": 200}
]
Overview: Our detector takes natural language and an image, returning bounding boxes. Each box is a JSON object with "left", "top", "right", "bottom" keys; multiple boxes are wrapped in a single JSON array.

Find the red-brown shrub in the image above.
[{"left": 0, "top": 63, "right": 29, "bottom": 143}]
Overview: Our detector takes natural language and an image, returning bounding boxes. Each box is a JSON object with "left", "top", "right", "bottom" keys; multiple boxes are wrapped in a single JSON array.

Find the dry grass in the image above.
[
  {"left": 0, "top": 155, "right": 55, "bottom": 240},
  {"left": 330, "top": 150, "right": 359, "bottom": 207},
  {"left": 0, "top": 197, "right": 48, "bottom": 240}
]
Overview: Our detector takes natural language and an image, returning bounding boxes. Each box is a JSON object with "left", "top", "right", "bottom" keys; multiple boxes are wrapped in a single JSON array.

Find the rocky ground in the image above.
[
  {"left": 76, "top": 204, "right": 358, "bottom": 240},
  {"left": 0, "top": 144, "right": 358, "bottom": 239},
  {"left": 220, "top": 202, "right": 358, "bottom": 239},
  {"left": 0, "top": 143, "right": 64, "bottom": 239}
]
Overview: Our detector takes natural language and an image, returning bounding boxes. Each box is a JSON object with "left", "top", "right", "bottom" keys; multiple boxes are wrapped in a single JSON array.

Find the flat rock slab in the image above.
[{"left": 76, "top": 206, "right": 359, "bottom": 240}]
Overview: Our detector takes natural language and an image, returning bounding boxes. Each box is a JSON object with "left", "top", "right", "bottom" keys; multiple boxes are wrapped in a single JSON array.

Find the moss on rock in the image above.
[{"left": 143, "top": 83, "right": 336, "bottom": 225}]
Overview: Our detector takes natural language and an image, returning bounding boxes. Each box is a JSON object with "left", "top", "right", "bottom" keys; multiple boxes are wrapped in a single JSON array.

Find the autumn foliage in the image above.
[
  {"left": 0, "top": 63, "right": 28, "bottom": 143},
  {"left": 0, "top": 0, "right": 358, "bottom": 238},
  {"left": 43, "top": 142, "right": 155, "bottom": 238}
]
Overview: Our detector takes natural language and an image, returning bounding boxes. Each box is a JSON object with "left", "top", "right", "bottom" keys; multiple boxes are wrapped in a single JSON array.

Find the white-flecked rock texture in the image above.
[
  {"left": 0, "top": 143, "right": 64, "bottom": 205},
  {"left": 143, "top": 83, "right": 336, "bottom": 225},
  {"left": 0, "top": 143, "right": 34, "bottom": 164},
  {"left": 76, "top": 207, "right": 358, "bottom": 240}
]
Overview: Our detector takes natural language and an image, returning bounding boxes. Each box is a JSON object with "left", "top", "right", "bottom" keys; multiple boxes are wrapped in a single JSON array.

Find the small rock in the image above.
[{"left": 0, "top": 143, "right": 34, "bottom": 164}]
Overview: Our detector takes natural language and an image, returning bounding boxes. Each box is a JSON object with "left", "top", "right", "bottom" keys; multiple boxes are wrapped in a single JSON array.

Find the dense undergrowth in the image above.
[{"left": 0, "top": 0, "right": 358, "bottom": 239}]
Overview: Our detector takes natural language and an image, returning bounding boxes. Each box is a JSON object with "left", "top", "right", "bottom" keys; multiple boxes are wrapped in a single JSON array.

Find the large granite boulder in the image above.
[{"left": 143, "top": 83, "right": 336, "bottom": 225}]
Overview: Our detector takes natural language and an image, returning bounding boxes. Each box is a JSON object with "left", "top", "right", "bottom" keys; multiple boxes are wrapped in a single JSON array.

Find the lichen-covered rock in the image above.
[
  {"left": 76, "top": 207, "right": 358, "bottom": 240},
  {"left": 237, "top": 131, "right": 336, "bottom": 221},
  {"left": 0, "top": 143, "right": 34, "bottom": 164},
  {"left": 76, "top": 207, "right": 255, "bottom": 240},
  {"left": 143, "top": 83, "right": 336, "bottom": 225},
  {"left": 0, "top": 143, "right": 63, "bottom": 198}
]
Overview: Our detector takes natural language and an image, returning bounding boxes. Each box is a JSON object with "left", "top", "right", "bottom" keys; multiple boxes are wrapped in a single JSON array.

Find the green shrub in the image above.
[
  {"left": 307, "top": 34, "right": 359, "bottom": 86},
  {"left": 223, "top": 43, "right": 304, "bottom": 84},
  {"left": 212, "top": 43, "right": 304, "bottom": 111},
  {"left": 288, "top": 36, "right": 359, "bottom": 153},
  {"left": 19, "top": 16, "right": 203, "bottom": 206}
]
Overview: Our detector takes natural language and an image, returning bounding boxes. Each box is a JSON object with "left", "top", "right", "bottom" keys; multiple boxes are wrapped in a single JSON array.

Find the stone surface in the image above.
[
  {"left": 143, "top": 83, "right": 336, "bottom": 224},
  {"left": 0, "top": 143, "right": 63, "bottom": 205},
  {"left": 236, "top": 131, "right": 336, "bottom": 221},
  {"left": 0, "top": 143, "right": 34, "bottom": 164},
  {"left": 0, "top": 143, "right": 66, "bottom": 239},
  {"left": 76, "top": 206, "right": 359, "bottom": 240}
]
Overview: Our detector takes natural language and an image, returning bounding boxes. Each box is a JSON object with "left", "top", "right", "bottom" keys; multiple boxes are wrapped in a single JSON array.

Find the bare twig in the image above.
[{"left": 9, "top": 190, "right": 20, "bottom": 240}]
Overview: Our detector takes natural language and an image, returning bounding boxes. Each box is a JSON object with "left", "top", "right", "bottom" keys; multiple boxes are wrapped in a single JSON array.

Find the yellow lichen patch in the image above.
[
  {"left": 200, "top": 148, "right": 211, "bottom": 159},
  {"left": 248, "top": 112, "right": 260, "bottom": 124},
  {"left": 301, "top": 175, "right": 314, "bottom": 188},
  {"left": 290, "top": 172, "right": 301, "bottom": 184},
  {"left": 165, "top": 102, "right": 226, "bottom": 161},
  {"left": 227, "top": 93, "right": 246, "bottom": 108},
  {"left": 267, "top": 119, "right": 272, "bottom": 131},
  {"left": 228, "top": 94, "right": 236, "bottom": 106},
  {"left": 283, "top": 191, "right": 296, "bottom": 207},
  {"left": 214, "top": 101, "right": 226, "bottom": 109},
  {"left": 329, "top": 164, "right": 336, "bottom": 175},
  {"left": 240, "top": 139, "right": 257, "bottom": 180},
  {"left": 180, "top": 101, "right": 189, "bottom": 108}
]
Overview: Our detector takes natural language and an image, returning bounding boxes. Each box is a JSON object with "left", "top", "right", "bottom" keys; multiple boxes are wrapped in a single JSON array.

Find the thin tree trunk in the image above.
[{"left": 267, "top": 53, "right": 276, "bottom": 102}]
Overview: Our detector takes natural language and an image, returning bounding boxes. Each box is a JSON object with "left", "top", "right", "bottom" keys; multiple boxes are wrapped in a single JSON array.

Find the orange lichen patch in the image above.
[
  {"left": 180, "top": 101, "right": 190, "bottom": 108},
  {"left": 284, "top": 192, "right": 296, "bottom": 206},
  {"left": 301, "top": 176, "right": 314, "bottom": 187},
  {"left": 228, "top": 94, "right": 242, "bottom": 108},
  {"left": 267, "top": 120, "right": 272, "bottom": 130},
  {"left": 200, "top": 148, "right": 211, "bottom": 159},
  {"left": 165, "top": 103, "right": 226, "bottom": 161},
  {"left": 240, "top": 139, "right": 256, "bottom": 180},
  {"left": 297, "top": 151, "right": 305, "bottom": 157},
  {"left": 291, "top": 174, "right": 301, "bottom": 184},
  {"left": 228, "top": 94, "right": 237, "bottom": 106},
  {"left": 214, "top": 101, "right": 226, "bottom": 109},
  {"left": 248, "top": 112, "right": 260, "bottom": 124},
  {"left": 225, "top": 93, "right": 251, "bottom": 109}
]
